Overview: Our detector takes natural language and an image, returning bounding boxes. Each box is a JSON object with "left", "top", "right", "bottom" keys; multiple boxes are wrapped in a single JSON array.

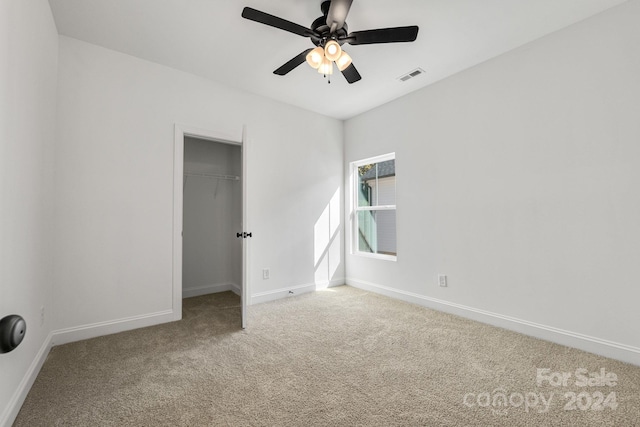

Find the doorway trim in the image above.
[{"left": 172, "top": 124, "right": 249, "bottom": 325}]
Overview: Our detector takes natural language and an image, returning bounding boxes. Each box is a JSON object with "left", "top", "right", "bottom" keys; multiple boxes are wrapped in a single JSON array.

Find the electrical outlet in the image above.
[
  {"left": 263, "top": 269, "right": 270, "bottom": 280},
  {"left": 40, "top": 306, "right": 45, "bottom": 326},
  {"left": 438, "top": 274, "right": 448, "bottom": 287}
]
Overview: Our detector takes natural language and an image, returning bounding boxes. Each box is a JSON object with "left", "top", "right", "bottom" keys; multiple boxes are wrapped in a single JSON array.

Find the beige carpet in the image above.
[{"left": 14, "top": 286, "right": 640, "bottom": 426}]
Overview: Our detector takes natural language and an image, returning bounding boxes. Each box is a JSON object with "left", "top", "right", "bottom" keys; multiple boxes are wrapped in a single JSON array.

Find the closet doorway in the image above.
[{"left": 173, "top": 125, "right": 249, "bottom": 328}]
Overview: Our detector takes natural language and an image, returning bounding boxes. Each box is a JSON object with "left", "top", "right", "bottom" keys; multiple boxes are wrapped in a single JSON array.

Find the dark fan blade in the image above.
[
  {"left": 274, "top": 49, "right": 313, "bottom": 75},
  {"left": 346, "top": 26, "right": 419, "bottom": 45},
  {"left": 242, "top": 7, "right": 314, "bottom": 38},
  {"left": 340, "top": 63, "right": 362, "bottom": 84},
  {"left": 326, "top": 0, "right": 353, "bottom": 33}
]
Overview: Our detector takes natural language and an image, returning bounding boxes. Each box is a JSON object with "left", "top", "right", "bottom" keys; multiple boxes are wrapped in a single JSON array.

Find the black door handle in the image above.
[{"left": 237, "top": 232, "right": 253, "bottom": 238}]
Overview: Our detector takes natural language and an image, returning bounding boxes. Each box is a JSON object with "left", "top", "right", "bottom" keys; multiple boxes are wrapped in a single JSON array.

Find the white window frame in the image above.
[{"left": 351, "top": 152, "right": 397, "bottom": 261}]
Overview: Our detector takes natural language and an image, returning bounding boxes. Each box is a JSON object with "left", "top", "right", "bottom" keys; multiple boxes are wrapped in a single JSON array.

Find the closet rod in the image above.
[{"left": 184, "top": 172, "right": 240, "bottom": 181}]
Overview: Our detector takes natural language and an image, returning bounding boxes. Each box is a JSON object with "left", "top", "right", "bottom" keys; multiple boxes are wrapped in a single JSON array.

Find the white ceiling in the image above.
[{"left": 48, "top": 0, "right": 628, "bottom": 120}]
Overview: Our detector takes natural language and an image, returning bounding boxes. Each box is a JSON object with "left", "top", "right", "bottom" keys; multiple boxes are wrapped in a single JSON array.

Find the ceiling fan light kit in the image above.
[
  {"left": 324, "top": 40, "right": 342, "bottom": 61},
  {"left": 336, "top": 51, "right": 352, "bottom": 72},
  {"left": 306, "top": 40, "right": 350, "bottom": 77},
  {"left": 318, "top": 57, "right": 334, "bottom": 75},
  {"left": 241, "top": 0, "right": 419, "bottom": 84},
  {"left": 306, "top": 46, "right": 325, "bottom": 69}
]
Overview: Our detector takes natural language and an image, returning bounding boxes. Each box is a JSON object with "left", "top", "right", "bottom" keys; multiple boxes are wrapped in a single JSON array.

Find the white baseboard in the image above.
[
  {"left": 229, "top": 282, "right": 241, "bottom": 296},
  {"left": 315, "top": 278, "right": 345, "bottom": 290},
  {"left": 182, "top": 283, "right": 240, "bottom": 299},
  {"left": 51, "top": 309, "right": 175, "bottom": 346},
  {"left": 251, "top": 279, "right": 344, "bottom": 305},
  {"left": 0, "top": 332, "right": 53, "bottom": 427},
  {"left": 346, "top": 278, "right": 640, "bottom": 367},
  {"left": 251, "top": 283, "right": 316, "bottom": 305}
]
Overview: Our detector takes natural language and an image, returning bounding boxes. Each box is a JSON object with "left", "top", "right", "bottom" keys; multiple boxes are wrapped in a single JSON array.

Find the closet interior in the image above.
[{"left": 182, "top": 137, "right": 242, "bottom": 299}]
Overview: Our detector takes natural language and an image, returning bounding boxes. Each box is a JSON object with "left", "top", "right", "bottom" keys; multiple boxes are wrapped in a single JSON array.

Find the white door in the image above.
[{"left": 240, "top": 128, "right": 249, "bottom": 328}]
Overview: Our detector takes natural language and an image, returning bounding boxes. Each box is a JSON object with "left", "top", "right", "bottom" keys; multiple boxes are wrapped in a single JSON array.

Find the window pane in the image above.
[
  {"left": 357, "top": 160, "right": 395, "bottom": 207},
  {"left": 357, "top": 163, "right": 376, "bottom": 207},
  {"left": 357, "top": 210, "right": 396, "bottom": 256}
]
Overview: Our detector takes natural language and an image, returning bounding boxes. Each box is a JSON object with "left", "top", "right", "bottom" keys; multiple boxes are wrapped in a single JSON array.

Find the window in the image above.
[{"left": 352, "top": 153, "right": 396, "bottom": 260}]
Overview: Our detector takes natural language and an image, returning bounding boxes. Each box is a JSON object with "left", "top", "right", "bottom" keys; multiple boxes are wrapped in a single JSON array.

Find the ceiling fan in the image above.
[{"left": 241, "top": 0, "right": 419, "bottom": 84}]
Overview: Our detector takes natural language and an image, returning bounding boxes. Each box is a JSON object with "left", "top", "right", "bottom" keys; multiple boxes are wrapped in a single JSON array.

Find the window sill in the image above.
[{"left": 353, "top": 251, "right": 397, "bottom": 262}]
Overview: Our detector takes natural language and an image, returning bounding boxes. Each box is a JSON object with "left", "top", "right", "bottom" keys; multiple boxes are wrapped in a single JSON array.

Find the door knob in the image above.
[{"left": 0, "top": 315, "right": 27, "bottom": 354}]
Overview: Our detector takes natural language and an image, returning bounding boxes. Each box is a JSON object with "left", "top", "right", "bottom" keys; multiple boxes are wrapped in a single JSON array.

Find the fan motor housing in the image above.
[
  {"left": 311, "top": 18, "right": 348, "bottom": 45},
  {"left": 311, "top": 2, "right": 348, "bottom": 46}
]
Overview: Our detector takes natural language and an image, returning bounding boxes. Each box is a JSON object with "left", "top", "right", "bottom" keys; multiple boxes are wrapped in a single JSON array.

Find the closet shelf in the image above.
[{"left": 184, "top": 172, "right": 240, "bottom": 181}]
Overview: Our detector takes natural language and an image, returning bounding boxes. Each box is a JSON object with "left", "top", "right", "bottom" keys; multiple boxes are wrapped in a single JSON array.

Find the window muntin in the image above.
[{"left": 353, "top": 154, "right": 396, "bottom": 260}]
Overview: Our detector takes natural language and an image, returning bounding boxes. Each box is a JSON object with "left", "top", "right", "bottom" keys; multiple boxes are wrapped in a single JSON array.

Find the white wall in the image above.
[
  {"left": 345, "top": 0, "right": 640, "bottom": 365},
  {"left": 0, "top": 0, "right": 58, "bottom": 424},
  {"left": 183, "top": 138, "right": 241, "bottom": 297},
  {"left": 53, "top": 36, "right": 344, "bottom": 335}
]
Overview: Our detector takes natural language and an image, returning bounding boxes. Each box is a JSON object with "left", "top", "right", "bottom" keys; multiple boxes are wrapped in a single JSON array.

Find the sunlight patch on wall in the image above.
[{"left": 314, "top": 188, "right": 342, "bottom": 289}]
